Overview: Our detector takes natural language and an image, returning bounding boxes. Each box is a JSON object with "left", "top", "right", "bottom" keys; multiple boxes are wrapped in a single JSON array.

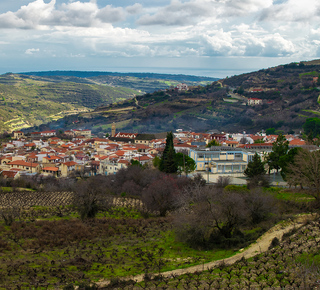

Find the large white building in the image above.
[{"left": 189, "top": 147, "right": 255, "bottom": 173}]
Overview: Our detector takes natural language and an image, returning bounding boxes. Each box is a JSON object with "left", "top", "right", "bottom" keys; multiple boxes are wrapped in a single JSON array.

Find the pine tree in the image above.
[
  {"left": 244, "top": 153, "right": 266, "bottom": 178},
  {"left": 159, "top": 132, "right": 178, "bottom": 173}
]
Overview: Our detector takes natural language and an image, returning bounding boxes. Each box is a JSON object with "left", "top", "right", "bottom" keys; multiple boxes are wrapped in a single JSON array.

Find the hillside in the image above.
[
  {"left": 16, "top": 60, "right": 320, "bottom": 134},
  {"left": 0, "top": 73, "right": 140, "bottom": 132},
  {"left": 21, "top": 71, "right": 218, "bottom": 93},
  {"left": 87, "top": 60, "right": 320, "bottom": 134},
  {"left": 0, "top": 72, "right": 217, "bottom": 133}
]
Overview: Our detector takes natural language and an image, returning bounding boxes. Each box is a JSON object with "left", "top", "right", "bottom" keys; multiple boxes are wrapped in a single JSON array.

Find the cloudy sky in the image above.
[{"left": 0, "top": 0, "right": 319, "bottom": 78}]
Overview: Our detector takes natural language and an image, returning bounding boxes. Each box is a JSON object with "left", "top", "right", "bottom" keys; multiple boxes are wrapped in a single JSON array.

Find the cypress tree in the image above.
[{"left": 159, "top": 132, "right": 178, "bottom": 173}]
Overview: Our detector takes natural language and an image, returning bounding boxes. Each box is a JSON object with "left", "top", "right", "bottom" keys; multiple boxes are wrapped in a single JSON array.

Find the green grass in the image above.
[
  {"left": 298, "top": 114, "right": 310, "bottom": 118},
  {"left": 0, "top": 206, "right": 240, "bottom": 287},
  {"left": 302, "top": 109, "right": 320, "bottom": 116},
  {"left": 299, "top": 71, "right": 319, "bottom": 77},
  {"left": 0, "top": 187, "right": 35, "bottom": 192},
  {"left": 272, "top": 190, "right": 315, "bottom": 202}
]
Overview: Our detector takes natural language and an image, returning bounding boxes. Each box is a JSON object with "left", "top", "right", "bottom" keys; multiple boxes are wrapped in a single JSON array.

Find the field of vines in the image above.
[
  {"left": 0, "top": 192, "right": 235, "bottom": 289},
  {"left": 103, "top": 218, "right": 320, "bottom": 289},
  {"left": 0, "top": 190, "right": 319, "bottom": 289}
]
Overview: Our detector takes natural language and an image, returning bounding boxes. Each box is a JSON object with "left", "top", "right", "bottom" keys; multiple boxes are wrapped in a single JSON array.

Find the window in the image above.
[
  {"left": 235, "top": 153, "right": 242, "bottom": 159},
  {"left": 225, "top": 165, "right": 232, "bottom": 171},
  {"left": 198, "top": 154, "right": 204, "bottom": 158}
]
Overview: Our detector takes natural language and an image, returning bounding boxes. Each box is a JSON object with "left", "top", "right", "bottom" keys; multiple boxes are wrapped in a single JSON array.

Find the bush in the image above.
[
  {"left": 215, "top": 176, "right": 231, "bottom": 189},
  {"left": 268, "top": 237, "right": 280, "bottom": 250},
  {"left": 247, "top": 174, "right": 270, "bottom": 189},
  {"left": 73, "top": 176, "right": 112, "bottom": 220},
  {"left": 0, "top": 207, "right": 21, "bottom": 226}
]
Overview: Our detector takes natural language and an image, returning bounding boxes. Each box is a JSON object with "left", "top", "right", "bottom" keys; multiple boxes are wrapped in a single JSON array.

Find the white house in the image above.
[{"left": 247, "top": 98, "right": 263, "bottom": 106}]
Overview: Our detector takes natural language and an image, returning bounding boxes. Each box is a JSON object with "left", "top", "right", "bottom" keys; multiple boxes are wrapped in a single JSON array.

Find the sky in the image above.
[{"left": 0, "top": 0, "right": 320, "bottom": 78}]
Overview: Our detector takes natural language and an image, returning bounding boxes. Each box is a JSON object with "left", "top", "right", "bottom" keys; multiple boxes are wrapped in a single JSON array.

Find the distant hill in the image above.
[
  {"left": 0, "top": 72, "right": 217, "bottom": 133},
  {"left": 0, "top": 73, "right": 139, "bottom": 132},
  {"left": 20, "top": 71, "right": 218, "bottom": 94},
  {"left": 21, "top": 70, "right": 217, "bottom": 82}
]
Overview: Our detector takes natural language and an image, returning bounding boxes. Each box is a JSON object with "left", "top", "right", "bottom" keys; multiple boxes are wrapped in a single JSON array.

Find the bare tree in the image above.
[
  {"left": 73, "top": 175, "right": 113, "bottom": 220},
  {"left": 243, "top": 188, "right": 276, "bottom": 224},
  {"left": 215, "top": 176, "right": 231, "bottom": 189},
  {"left": 142, "top": 175, "right": 182, "bottom": 216},
  {"left": 286, "top": 149, "right": 320, "bottom": 200},
  {"left": 239, "top": 137, "right": 249, "bottom": 144},
  {"left": 174, "top": 185, "right": 276, "bottom": 248},
  {"left": 0, "top": 207, "right": 21, "bottom": 226},
  {"left": 174, "top": 186, "right": 249, "bottom": 247}
]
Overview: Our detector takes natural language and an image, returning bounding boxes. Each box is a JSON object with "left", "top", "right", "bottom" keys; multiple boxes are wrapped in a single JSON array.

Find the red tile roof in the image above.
[
  {"left": 289, "top": 139, "right": 306, "bottom": 146},
  {"left": 8, "top": 160, "right": 38, "bottom": 167},
  {"left": 62, "top": 161, "right": 77, "bottom": 167},
  {"left": 1, "top": 170, "right": 19, "bottom": 178},
  {"left": 42, "top": 167, "right": 59, "bottom": 172}
]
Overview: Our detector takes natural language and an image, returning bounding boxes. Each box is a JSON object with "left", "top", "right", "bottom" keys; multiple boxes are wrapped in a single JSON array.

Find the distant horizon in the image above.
[
  {"left": 2, "top": 55, "right": 314, "bottom": 80},
  {"left": 14, "top": 67, "right": 253, "bottom": 79},
  {"left": 1, "top": 61, "right": 299, "bottom": 80}
]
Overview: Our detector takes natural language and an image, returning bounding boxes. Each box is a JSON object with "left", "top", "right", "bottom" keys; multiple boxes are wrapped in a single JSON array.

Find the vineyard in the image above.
[
  {"left": 0, "top": 190, "right": 318, "bottom": 289},
  {"left": 0, "top": 191, "right": 74, "bottom": 208},
  {"left": 110, "top": 215, "right": 320, "bottom": 289},
  {"left": 0, "top": 191, "right": 144, "bottom": 209}
]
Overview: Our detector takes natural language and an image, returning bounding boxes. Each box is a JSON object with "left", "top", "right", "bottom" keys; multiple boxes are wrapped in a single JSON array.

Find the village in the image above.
[{"left": 0, "top": 123, "right": 314, "bottom": 185}]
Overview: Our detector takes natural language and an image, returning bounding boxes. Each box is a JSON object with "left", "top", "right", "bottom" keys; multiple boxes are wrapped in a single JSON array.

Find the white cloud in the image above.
[
  {"left": 0, "top": 0, "right": 319, "bottom": 71},
  {"left": 0, "top": 0, "right": 126, "bottom": 29},
  {"left": 126, "top": 3, "right": 143, "bottom": 15},
  {"left": 25, "top": 48, "right": 40, "bottom": 54},
  {"left": 259, "top": 0, "right": 320, "bottom": 22},
  {"left": 224, "top": 0, "right": 273, "bottom": 16},
  {"left": 137, "top": 0, "right": 214, "bottom": 26},
  {"left": 96, "top": 5, "right": 125, "bottom": 23},
  {"left": 0, "top": 0, "right": 56, "bottom": 29}
]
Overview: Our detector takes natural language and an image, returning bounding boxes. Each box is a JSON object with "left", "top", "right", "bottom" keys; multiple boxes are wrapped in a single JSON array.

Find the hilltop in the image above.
[{"left": 21, "top": 70, "right": 216, "bottom": 90}]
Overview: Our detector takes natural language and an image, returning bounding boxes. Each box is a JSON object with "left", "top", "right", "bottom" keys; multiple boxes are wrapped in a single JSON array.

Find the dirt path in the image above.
[{"left": 96, "top": 214, "right": 315, "bottom": 287}]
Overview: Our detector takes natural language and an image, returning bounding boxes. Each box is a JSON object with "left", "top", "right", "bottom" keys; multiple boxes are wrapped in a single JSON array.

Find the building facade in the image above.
[{"left": 189, "top": 147, "right": 255, "bottom": 173}]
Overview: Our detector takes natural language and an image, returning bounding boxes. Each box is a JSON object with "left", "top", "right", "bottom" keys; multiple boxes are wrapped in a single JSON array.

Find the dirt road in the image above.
[{"left": 97, "top": 214, "right": 315, "bottom": 287}]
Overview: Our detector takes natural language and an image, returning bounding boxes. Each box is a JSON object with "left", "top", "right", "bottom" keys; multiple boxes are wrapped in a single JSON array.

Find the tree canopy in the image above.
[
  {"left": 286, "top": 149, "right": 320, "bottom": 200},
  {"left": 175, "top": 152, "right": 196, "bottom": 176},
  {"left": 206, "top": 139, "right": 220, "bottom": 147},
  {"left": 266, "top": 134, "right": 289, "bottom": 173},
  {"left": 279, "top": 147, "right": 302, "bottom": 180},
  {"left": 303, "top": 117, "right": 320, "bottom": 138},
  {"left": 244, "top": 153, "right": 266, "bottom": 178}
]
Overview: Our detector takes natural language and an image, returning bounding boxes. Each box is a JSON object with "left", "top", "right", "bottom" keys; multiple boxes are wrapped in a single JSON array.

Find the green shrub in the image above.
[{"left": 268, "top": 237, "right": 280, "bottom": 250}]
